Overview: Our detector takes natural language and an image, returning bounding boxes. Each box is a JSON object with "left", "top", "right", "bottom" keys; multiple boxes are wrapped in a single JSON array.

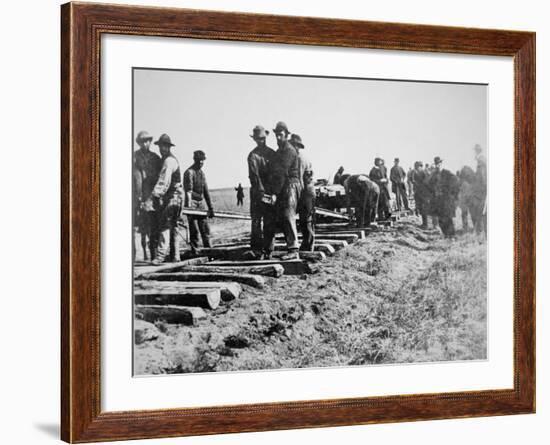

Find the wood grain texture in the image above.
[{"left": 60, "top": 2, "right": 536, "bottom": 443}]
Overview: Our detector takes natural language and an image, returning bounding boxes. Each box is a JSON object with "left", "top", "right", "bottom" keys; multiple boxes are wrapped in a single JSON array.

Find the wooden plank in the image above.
[
  {"left": 180, "top": 264, "right": 284, "bottom": 278},
  {"left": 134, "top": 257, "right": 209, "bottom": 277},
  {"left": 140, "top": 272, "right": 265, "bottom": 288},
  {"left": 182, "top": 246, "right": 250, "bottom": 261},
  {"left": 134, "top": 280, "right": 242, "bottom": 302},
  {"left": 307, "top": 233, "right": 359, "bottom": 243},
  {"left": 135, "top": 305, "right": 206, "bottom": 325},
  {"left": 134, "top": 288, "right": 221, "bottom": 310},
  {"left": 314, "top": 239, "right": 349, "bottom": 249},
  {"left": 315, "top": 230, "right": 366, "bottom": 239},
  {"left": 273, "top": 243, "right": 335, "bottom": 256},
  {"left": 270, "top": 251, "right": 327, "bottom": 262},
  {"left": 314, "top": 222, "right": 350, "bottom": 229},
  {"left": 206, "top": 259, "right": 318, "bottom": 275}
]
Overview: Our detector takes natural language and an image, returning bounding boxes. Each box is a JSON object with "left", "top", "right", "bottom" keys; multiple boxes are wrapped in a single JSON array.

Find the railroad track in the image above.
[{"left": 133, "top": 209, "right": 414, "bottom": 327}]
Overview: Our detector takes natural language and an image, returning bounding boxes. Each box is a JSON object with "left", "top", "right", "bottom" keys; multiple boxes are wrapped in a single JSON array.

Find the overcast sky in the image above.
[{"left": 134, "top": 68, "right": 487, "bottom": 189}]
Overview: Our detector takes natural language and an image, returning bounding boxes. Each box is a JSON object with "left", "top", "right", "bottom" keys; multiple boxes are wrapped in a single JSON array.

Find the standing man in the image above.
[
  {"left": 406, "top": 166, "right": 414, "bottom": 198},
  {"left": 427, "top": 157, "right": 460, "bottom": 238},
  {"left": 150, "top": 134, "right": 183, "bottom": 264},
  {"left": 473, "top": 143, "right": 487, "bottom": 236},
  {"left": 235, "top": 183, "right": 245, "bottom": 207},
  {"left": 390, "top": 158, "right": 410, "bottom": 211},
  {"left": 184, "top": 150, "right": 215, "bottom": 255},
  {"left": 457, "top": 166, "right": 478, "bottom": 232},
  {"left": 266, "top": 121, "right": 302, "bottom": 260},
  {"left": 369, "top": 157, "right": 391, "bottom": 221},
  {"left": 411, "top": 161, "right": 430, "bottom": 229},
  {"left": 290, "top": 134, "right": 315, "bottom": 252},
  {"left": 344, "top": 174, "right": 380, "bottom": 227},
  {"left": 245, "top": 125, "right": 276, "bottom": 260},
  {"left": 133, "top": 130, "right": 161, "bottom": 262}
]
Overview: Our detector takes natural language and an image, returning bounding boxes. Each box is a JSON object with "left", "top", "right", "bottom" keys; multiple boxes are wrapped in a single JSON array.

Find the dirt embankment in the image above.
[{"left": 134, "top": 219, "right": 487, "bottom": 375}]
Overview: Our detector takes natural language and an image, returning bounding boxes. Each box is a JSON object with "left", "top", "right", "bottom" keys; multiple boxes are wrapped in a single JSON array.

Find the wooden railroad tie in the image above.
[
  {"left": 135, "top": 280, "right": 242, "bottom": 302},
  {"left": 135, "top": 304, "right": 206, "bottom": 326},
  {"left": 134, "top": 257, "right": 209, "bottom": 278},
  {"left": 178, "top": 264, "right": 285, "bottom": 278},
  {"left": 140, "top": 271, "right": 266, "bottom": 288},
  {"left": 134, "top": 288, "right": 221, "bottom": 310},
  {"left": 205, "top": 258, "right": 319, "bottom": 275}
]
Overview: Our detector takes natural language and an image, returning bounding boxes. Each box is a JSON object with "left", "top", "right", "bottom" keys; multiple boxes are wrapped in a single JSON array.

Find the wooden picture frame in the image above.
[{"left": 61, "top": 2, "right": 535, "bottom": 442}]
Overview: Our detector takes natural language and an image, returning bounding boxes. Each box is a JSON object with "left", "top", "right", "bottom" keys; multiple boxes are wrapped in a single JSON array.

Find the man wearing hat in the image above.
[
  {"left": 133, "top": 130, "right": 161, "bottom": 261},
  {"left": 266, "top": 121, "right": 302, "bottom": 260},
  {"left": 183, "top": 150, "right": 215, "bottom": 255},
  {"left": 150, "top": 133, "right": 183, "bottom": 263},
  {"left": 390, "top": 157, "right": 410, "bottom": 211},
  {"left": 369, "top": 157, "right": 391, "bottom": 221},
  {"left": 411, "top": 161, "right": 431, "bottom": 229},
  {"left": 344, "top": 174, "right": 380, "bottom": 228},
  {"left": 426, "top": 156, "right": 460, "bottom": 237},
  {"left": 245, "top": 125, "right": 276, "bottom": 260},
  {"left": 290, "top": 133, "right": 316, "bottom": 252}
]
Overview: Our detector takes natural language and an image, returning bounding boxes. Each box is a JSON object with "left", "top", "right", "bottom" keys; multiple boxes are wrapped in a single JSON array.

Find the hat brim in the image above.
[
  {"left": 273, "top": 128, "right": 290, "bottom": 134},
  {"left": 154, "top": 141, "right": 175, "bottom": 147},
  {"left": 136, "top": 136, "right": 153, "bottom": 142},
  {"left": 250, "top": 133, "right": 269, "bottom": 139}
]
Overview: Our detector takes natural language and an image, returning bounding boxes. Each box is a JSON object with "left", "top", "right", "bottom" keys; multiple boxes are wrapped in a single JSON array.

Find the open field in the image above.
[{"left": 134, "top": 216, "right": 487, "bottom": 374}]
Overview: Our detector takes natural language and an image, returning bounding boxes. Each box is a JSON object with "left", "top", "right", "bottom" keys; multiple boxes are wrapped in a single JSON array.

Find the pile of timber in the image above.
[{"left": 133, "top": 208, "right": 406, "bottom": 328}]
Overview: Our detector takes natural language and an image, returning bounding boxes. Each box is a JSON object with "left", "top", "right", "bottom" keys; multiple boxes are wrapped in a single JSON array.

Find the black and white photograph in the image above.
[{"left": 132, "top": 68, "right": 488, "bottom": 376}]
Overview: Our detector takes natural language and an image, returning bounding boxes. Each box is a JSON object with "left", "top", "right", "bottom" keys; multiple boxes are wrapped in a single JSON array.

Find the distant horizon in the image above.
[{"left": 134, "top": 68, "right": 487, "bottom": 189}]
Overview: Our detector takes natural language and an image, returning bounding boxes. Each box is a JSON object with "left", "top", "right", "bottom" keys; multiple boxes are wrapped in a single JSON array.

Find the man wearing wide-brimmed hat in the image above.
[
  {"left": 184, "top": 150, "right": 215, "bottom": 254},
  {"left": 426, "top": 156, "right": 460, "bottom": 238},
  {"left": 266, "top": 121, "right": 303, "bottom": 260},
  {"left": 133, "top": 130, "right": 161, "bottom": 262},
  {"left": 245, "top": 125, "right": 276, "bottom": 260},
  {"left": 151, "top": 133, "right": 184, "bottom": 263},
  {"left": 289, "top": 133, "right": 316, "bottom": 251}
]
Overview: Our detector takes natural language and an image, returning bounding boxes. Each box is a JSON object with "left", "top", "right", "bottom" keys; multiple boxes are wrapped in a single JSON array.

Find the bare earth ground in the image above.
[{"left": 134, "top": 193, "right": 487, "bottom": 374}]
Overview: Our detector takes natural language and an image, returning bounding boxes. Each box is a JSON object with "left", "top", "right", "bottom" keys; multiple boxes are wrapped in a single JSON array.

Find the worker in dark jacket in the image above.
[
  {"left": 426, "top": 157, "right": 460, "bottom": 237},
  {"left": 266, "top": 121, "right": 302, "bottom": 260},
  {"left": 411, "top": 161, "right": 430, "bottom": 229},
  {"left": 245, "top": 125, "right": 276, "bottom": 260},
  {"left": 369, "top": 157, "right": 391, "bottom": 221},
  {"left": 133, "top": 130, "right": 162, "bottom": 261},
  {"left": 290, "top": 133, "right": 315, "bottom": 251},
  {"left": 344, "top": 174, "right": 380, "bottom": 227},
  {"left": 333, "top": 166, "right": 345, "bottom": 185},
  {"left": 390, "top": 158, "right": 410, "bottom": 211},
  {"left": 151, "top": 134, "right": 183, "bottom": 263},
  {"left": 235, "top": 183, "right": 245, "bottom": 206},
  {"left": 183, "top": 150, "right": 215, "bottom": 254}
]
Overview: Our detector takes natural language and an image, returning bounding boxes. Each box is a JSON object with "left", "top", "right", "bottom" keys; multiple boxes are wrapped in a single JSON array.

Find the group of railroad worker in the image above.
[
  {"left": 133, "top": 125, "right": 487, "bottom": 265},
  {"left": 133, "top": 131, "right": 215, "bottom": 264},
  {"left": 133, "top": 121, "right": 316, "bottom": 264},
  {"left": 334, "top": 144, "right": 487, "bottom": 238}
]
